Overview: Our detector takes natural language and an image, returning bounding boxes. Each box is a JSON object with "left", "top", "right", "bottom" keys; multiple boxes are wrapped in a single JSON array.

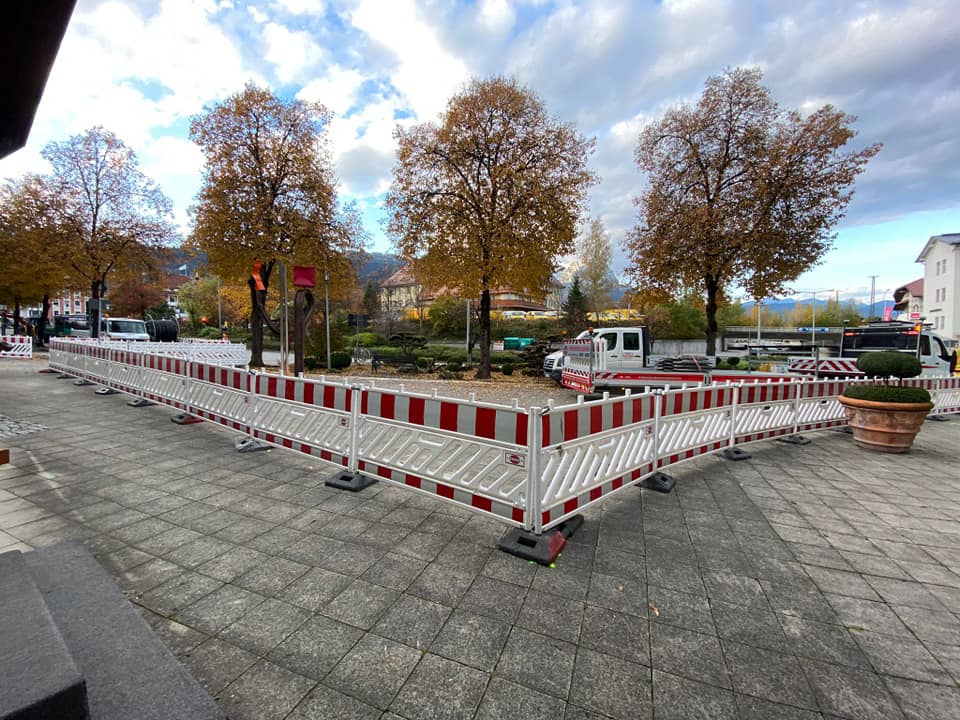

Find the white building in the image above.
[{"left": 916, "top": 233, "right": 960, "bottom": 342}]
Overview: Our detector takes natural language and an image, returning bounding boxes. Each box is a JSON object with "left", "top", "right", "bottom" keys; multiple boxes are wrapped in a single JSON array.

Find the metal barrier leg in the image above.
[
  {"left": 778, "top": 383, "right": 810, "bottom": 444},
  {"left": 128, "top": 366, "right": 154, "bottom": 407},
  {"left": 642, "top": 392, "right": 675, "bottom": 493},
  {"left": 722, "top": 386, "right": 751, "bottom": 461},
  {"left": 235, "top": 370, "right": 268, "bottom": 451},
  {"left": 326, "top": 385, "right": 376, "bottom": 491}
]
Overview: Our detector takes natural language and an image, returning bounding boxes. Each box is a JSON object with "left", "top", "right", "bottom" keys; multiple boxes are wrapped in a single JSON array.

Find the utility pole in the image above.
[{"left": 868, "top": 275, "right": 879, "bottom": 320}]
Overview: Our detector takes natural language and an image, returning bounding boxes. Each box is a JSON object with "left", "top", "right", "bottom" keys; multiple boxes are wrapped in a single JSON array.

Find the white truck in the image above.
[
  {"left": 549, "top": 326, "right": 788, "bottom": 394},
  {"left": 548, "top": 321, "right": 957, "bottom": 395},
  {"left": 786, "top": 321, "right": 956, "bottom": 378}
]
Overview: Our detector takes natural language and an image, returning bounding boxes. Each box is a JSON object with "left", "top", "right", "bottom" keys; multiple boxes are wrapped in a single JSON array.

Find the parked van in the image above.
[
  {"left": 100, "top": 317, "right": 150, "bottom": 341},
  {"left": 501, "top": 310, "right": 527, "bottom": 320}
]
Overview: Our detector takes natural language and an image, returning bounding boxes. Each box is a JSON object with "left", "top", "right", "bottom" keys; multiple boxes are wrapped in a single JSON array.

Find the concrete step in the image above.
[
  {"left": 0, "top": 549, "right": 88, "bottom": 720},
  {"left": 23, "top": 542, "right": 226, "bottom": 720}
]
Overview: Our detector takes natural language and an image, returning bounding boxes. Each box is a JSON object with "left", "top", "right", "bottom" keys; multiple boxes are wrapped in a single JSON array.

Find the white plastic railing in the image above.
[
  {"left": 0, "top": 335, "right": 33, "bottom": 358},
  {"left": 47, "top": 339, "right": 960, "bottom": 536}
]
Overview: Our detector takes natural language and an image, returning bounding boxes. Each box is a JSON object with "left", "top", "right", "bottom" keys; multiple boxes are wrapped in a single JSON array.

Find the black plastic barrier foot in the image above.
[
  {"left": 777, "top": 435, "right": 811, "bottom": 446},
  {"left": 56, "top": 374, "right": 72, "bottom": 379},
  {"left": 38, "top": 368, "right": 58, "bottom": 374},
  {"left": 723, "top": 447, "right": 752, "bottom": 462},
  {"left": 499, "top": 515, "right": 584, "bottom": 566},
  {"left": 73, "top": 379, "right": 94, "bottom": 386},
  {"left": 926, "top": 415, "right": 950, "bottom": 422},
  {"left": 127, "top": 398, "right": 154, "bottom": 407},
  {"left": 643, "top": 472, "right": 675, "bottom": 493},
  {"left": 325, "top": 471, "right": 377, "bottom": 492},
  {"left": 94, "top": 387, "right": 120, "bottom": 395},
  {"left": 172, "top": 413, "right": 203, "bottom": 425}
]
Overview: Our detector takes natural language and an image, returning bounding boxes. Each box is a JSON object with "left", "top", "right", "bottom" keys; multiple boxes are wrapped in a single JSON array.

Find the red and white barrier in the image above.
[{"left": 0, "top": 335, "right": 32, "bottom": 359}]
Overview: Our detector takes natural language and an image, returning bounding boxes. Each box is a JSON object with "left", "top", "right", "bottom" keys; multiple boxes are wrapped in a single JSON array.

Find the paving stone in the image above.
[
  {"left": 460, "top": 574, "right": 528, "bottom": 622},
  {"left": 407, "top": 562, "right": 477, "bottom": 606},
  {"left": 389, "top": 653, "right": 487, "bottom": 720},
  {"left": 267, "top": 615, "right": 363, "bottom": 680},
  {"left": 360, "top": 552, "right": 427, "bottom": 591},
  {"left": 893, "top": 604, "right": 960, "bottom": 644},
  {"left": 702, "top": 570, "right": 767, "bottom": 608},
  {"left": 799, "top": 658, "right": 905, "bottom": 720},
  {"left": 651, "top": 670, "right": 738, "bottom": 719},
  {"left": 803, "top": 565, "right": 882, "bottom": 601},
  {"left": 373, "top": 593, "right": 451, "bottom": 650},
  {"left": 647, "top": 585, "right": 715, "bottom": 634},
  {"left": 325, "top": 633, "right": 422, "bottom": 709},
  {"left": 778, "top": 614, "right": 871, "bottom": 668},
  {"left": 760, "top": 578, "right": 839, "bottom": 622},
  {"left": 734, "top": 694, "right": 822, "bottom": 720},
  {"left": 852, "top": 629, "right": 954, "bottom": 685},
  {"left": 277, "top": 567, "right": 353, "bottom": 611},
  {"left": 516, "top": 588, "right": 584, "bottom": 644},
  {"left": 497, "top": 625, "right": 576, "bottom": 698},
  {"left": 176, "top": 584, "right": 266, "bottom": 634},
  {"left": 234, "top": 556, "right": 310, "bottom": 595},
  {"left": 473, "top": 677, "right": 565, "bottom": 720},
  {"left": 481, "top": 550, "right": 538, "bottom": 588},
  {"left": 711, "top": 599, "right": 792, "bottom": 653},
  {"left": 531, "top": 562, "right": 592, "bottom": 601},
  {"left": 722, "top": 640, "right": 818, "bottom": 710},
  {"left": 196, "top": 546, "right": 270, "bottom": 583},
  {"left": 429, "top": 608, "right": 511, "bottom": 672},
  {"left": 568, "top": 647, "right": 652, "bottom": 720},
  {"left": 580, "top": 604, "right": 649, "bottom": 665},
  {"left": 219, "top": 659, "right": 315, "bottom": 720},
  {"left": 180, "top": 637, "right": 259, "bottom": 696},
  {"left": 393, "top": 529, "right": 450, "bottom": 562},
  {"left": 321, "top": 578, "right": 400, "bottom": 629},
  {"left": 925, "top": 641, "right": 960, "bottom": 683},
  {"left": 139, "top": 570, "right": 223, "bottom": 615},
  {"left": 650, "top": 622, "right": 729, "bottom": 689},
  {"left": 143, "top": 613, "right": 208, "bottom": 656},
  {"left": 114, "top": 556, "right": 184, "bottom": 595},
  {"left": 866, "top": 576, "right": 947, "bottom": 610},
  {"left": 220, "top": 597, "right": 310, "bottom": 654},
  {"left": 290, "top": 684, "right": 379, "bottom": 720},
  {"left": 883, "top": 675, "right": 960, "bottom": 720}
]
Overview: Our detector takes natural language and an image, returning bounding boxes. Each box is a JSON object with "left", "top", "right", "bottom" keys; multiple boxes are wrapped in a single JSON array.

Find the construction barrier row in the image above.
[
  {"left": 48, "top": 339, "right": 960, "bottom": 541},
  {"left": 0, "top": 335, "right": 33, "bottom": 359}
]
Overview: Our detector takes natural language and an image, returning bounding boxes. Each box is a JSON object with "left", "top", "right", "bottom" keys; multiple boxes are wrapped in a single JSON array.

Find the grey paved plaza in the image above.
[{"left": 2, "top": 358, "right": 960, "bottom": 719}]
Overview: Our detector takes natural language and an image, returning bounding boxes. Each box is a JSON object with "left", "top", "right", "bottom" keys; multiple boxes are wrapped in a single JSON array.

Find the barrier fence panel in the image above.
[
  {"left": 140, "top": 355, "right": 190, "bottom": 411},
  {"left": 731, "top": 381, "right": 798, "bottom": 445},
  {"left": 355, "top": 386, "right": 531, "bottom": 528},
  {"left": 903, "top": 376, "right": 960, "bottom": 415},
  {"left": 107, "top": 348, "right": 142, "bottom": 394},
  {"left": 538, "top": 391, "right": 659, "bottom": 533},
  {"left": 250, "top": 374, "right": 353, "bottom": 466},
  {"left": 0, "top": 335, "right": 33, "bottom": 358},
  {"left": 189, "top": 362, "right": 251, "bottom": 432},
  {"left": 656, "top": 385, "right": 735, "bottom": 467},
  {"left": 796, "top": 379, "right": 850, "bottom": 431}
]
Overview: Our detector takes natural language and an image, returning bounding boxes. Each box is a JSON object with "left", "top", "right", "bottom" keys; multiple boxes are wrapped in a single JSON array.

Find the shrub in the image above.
[
  {"left": 726, "top": 356, "right": 740, "bottom": 369},
  {"left": 349, "top": 332, "right": 385, "bottom": 347},
  {"left": 446, "top": 361, "right": 462, "bottom": 373},
  {"left": 304, "top": 356, "right": 322, "bottom": 370},
  {"left": 856, "top": 351, "right": 922, "bottom": 380},
  {"left": 416, "top": 357, "right": 432, "bottom": 370},
  {"left": 842, "top": 384, "right": 931, "bottom": 404},
  {"left": 501, "top": 363, "right": 514, "bottom": 376},
  {"left": 438, "top": 370, "right": 462, "bottom": 380},
  {"left": 330, "top": 351, "right": 351, "bottom": 370}
]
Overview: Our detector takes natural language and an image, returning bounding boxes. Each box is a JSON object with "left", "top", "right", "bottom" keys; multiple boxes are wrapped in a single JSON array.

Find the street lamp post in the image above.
[{"left": 324, "top": 271, "right": 331, "bottom": 372}]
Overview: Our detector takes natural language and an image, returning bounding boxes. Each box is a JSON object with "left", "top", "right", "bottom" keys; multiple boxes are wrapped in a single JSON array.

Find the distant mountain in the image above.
[
  {"left": 741, "top": 298, "right": 895, "bottom": 318},
  {"left": 354, "top": 251, "right": 403, "bottom": 285}
]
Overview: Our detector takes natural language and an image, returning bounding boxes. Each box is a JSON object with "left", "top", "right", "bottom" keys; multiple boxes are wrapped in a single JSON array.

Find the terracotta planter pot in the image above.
[{"left": 838, "top": 395, "right": 934, "bottom": 453}]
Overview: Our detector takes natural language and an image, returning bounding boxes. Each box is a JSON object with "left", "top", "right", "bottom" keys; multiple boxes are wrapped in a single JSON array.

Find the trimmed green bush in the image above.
[
  {"left": 416, "top": 357, "right": 432, "bottom": 370},
  {"left": 857, "top": 351, "right": 922, "bottom": 380},
  {"left": 726, "top": 356, "right": 740, "bottom": 369},
  {"left": 330, "top": 351, "right": 351, "bottom": 370},
  {"left": 501, "top": 363, "right": 514, "bottom": 376},
  {"left": 446, "top": 361, "right": 462, "bottom": 372},
  {"left": 842, "top": 384, "right": 931, "bottom": 404}
]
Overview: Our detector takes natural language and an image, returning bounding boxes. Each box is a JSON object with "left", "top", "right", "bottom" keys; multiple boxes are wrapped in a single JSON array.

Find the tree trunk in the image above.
[
  {"left": 13, "top": 300, "right": 22, "bottom": 335},
  {"left": 38, "top": 294, "right": 51, "bottom": 346},
  {"left": 477, "top": 289, "right": 491, "bottom": 379},
  {"left": 248, "top": 278, "right": 264, "bottom": 367},
  {"left": 705, "top": 276, "right": 719, "bottom": 356}
]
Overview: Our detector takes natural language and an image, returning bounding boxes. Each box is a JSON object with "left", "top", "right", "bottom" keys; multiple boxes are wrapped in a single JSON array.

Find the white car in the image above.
[{"left": 100, "top": 318, "right": 150, "bottom": 341}]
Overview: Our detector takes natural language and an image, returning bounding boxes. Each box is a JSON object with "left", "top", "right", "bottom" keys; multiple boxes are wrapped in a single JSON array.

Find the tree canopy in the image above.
[
  {"left": 387, "top": 76, "right": 596, "bottom": 377},
  {"left": 189, "top": 83, "right": 365, "bottom": 364},
  {"left": 626, "top": 67, "right": 880, "bottom": 354},
  {"left": 579, "top": 218, "right": 616, "bottom": 321},
  {"left": 41, "top": 127, "right": 173, "bottom": 306}
]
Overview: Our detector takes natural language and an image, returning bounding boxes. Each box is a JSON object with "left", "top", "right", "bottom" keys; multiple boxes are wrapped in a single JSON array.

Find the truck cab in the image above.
[
  {"left": 545, "top": 327, "right": 652, "bottom": 383},
  {"left": 100, "top": 317, "right": 150, "bottom": 341}
]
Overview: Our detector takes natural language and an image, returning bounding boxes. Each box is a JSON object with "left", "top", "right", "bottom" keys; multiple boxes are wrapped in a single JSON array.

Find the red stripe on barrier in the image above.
[
  {"left": 590, "top": 406, "right": 602, "bottom": 434},
  {"left": 590, "top": 487, "right": 602, "bottom": 501},
  {"left": 284, "top": 380, "right": 296, "bottom": 401},
  {"left": 515, "top": 413, "right": 527, "bottom": 447},
  {"left": 409, "top": 398, "right": 427, "bottom": 425},
  {"left": 440, "top": 402, "right": 458, "bottom": 432},
  {"left": 377, "top": 465, "right": 391, "bottom": 478},
  {"left": 476, "top": 407, "right": 495, "bottom": 439},
  {"left": 690, "top": 392, "right": 699, "bottom": 412},
  {"left": 613, "top": 402, "right": 624, "bottom": 428},
  {"left": 564, "top": 409, "right": 578, "bottom": 442},
  {"left": 512, "top": 507, "right": 524, "bottom": 523},
  {"left": 381, "top": 393, "right": 395, "bottom": 420},
  {"left": 402, "top": 474, "right": 421, "bottom": 489},
  {"left": 267, "top": 376, "right": 277, "bottom": 398},
  {"left": 471, "top": 495, "right": 492, "bottom": 512},
  {"left": 322, "top": 385, "right": 335, "bottom": 408},
  {"left": 437, "top": 483, "right": 455, "bottom": 499},
  {"left": 302, "top": 382, "right": 314, "bottom": 406},
  {"left": 612, "top": 477, "right": 623, "bottom": 490},
  {"left": 564, "top": 498, "right": 578, "bottom": 515}
]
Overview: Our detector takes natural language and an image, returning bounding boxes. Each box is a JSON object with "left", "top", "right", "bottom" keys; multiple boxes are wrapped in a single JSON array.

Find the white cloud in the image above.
[
  {"left": 297, "top": 65, "right": 367, "bottom": 116},
  {"left": 350, "top": 0, "right": 469, "bottom": 120},
  {"left": 477, "top": 0, "right": 515, "bottom": 34},
  {"left": 248, "top": 5, "right": 269, "bottom": 23},
  {"left": 263, "top": 22, "right": 324, "bottom": 84},
  {"left": 274, "top": 0, "right": 325, "bottom": 14}
]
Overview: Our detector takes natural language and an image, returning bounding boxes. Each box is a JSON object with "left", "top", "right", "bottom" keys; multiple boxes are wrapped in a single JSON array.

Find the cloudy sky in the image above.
[{"left": 3, "top": 0, "right": 959, "bottom": 305}]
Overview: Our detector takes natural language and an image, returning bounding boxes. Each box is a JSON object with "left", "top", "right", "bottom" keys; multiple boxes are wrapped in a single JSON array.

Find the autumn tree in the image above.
[
  {"left": 627, "top": 67, "right": 880, "bottom": 355},
  {"left": 41, "top": 127, "right": 174, "bottom": 336},
  {"left": 190, "top": 83, "right": 365, "bottom": 366},
  {"left": 387, "top": 76, "right": 596, "bottom": 378},
  {"left": 0, "top": 175, "right": 72, "bottom": 341},
  {"left": 579, "top": 218, "right": 616, "bottom": 322}
]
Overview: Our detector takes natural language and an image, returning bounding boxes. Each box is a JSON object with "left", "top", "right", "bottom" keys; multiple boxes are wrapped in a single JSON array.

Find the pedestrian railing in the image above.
[
  {"left": 47, "top": 339, "right": 960, "bottom": 559},
  {"left": 1, "top": 335, "right": 34, "bottom": 359}
]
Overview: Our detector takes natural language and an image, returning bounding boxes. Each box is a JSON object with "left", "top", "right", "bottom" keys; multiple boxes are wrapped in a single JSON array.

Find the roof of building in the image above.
[
  {"left": 892, "top": 278, "right": 923, "bottom": 310},
  {"left": 915, "top": 233, "right": 960, "bottom": 262},
  {"left": 381, "top": 266, "right": 417, "bottom": 287}
]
